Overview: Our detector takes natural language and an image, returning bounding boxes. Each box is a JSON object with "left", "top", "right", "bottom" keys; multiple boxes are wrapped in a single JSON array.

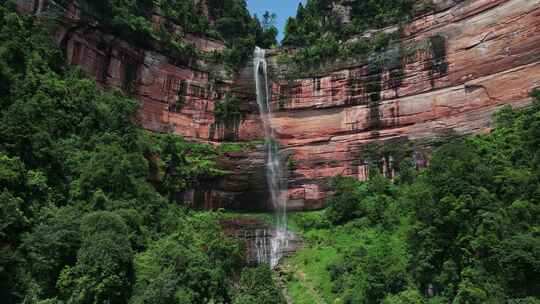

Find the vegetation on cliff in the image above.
[
  {"left": 279, "top": 0, "right": 434, "bottom": 74},
  {"left": 206, "top": 0, "right": 278, "bottom": 68},
  {"left": 284, "top": 91, "right": 540, "bottom": 303},
  {"left": 64, "top": 0, "right": 277, "bottom": 69},
  {"left": 283, "top": 0, "right": 426, "bottom": 46},
  {"left": 3, "top": 1, "right": 540, "bottom": 303},
  {"left": 0, "top": 6, "right": 282, "bottom": 303}
]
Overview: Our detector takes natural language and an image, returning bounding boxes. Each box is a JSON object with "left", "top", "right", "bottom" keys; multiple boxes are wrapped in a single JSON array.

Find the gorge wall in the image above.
[
  {"left": 259, "top": 0, "right": 540, "bottom": 209},
  {"left": 15, "top": 0, "right": 271, "bottom": 211},
  {"left": 17, "top": 0, "right": 540, "bottom": 211}
]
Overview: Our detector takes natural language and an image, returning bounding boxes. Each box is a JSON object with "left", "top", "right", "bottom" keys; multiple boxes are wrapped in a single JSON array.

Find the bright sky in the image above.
[{"left": 246, "top": 0, "right": 306, "bottom": 42}]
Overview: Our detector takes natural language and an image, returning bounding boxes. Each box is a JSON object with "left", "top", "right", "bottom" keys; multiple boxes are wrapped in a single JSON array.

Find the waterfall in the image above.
[{"left": 253, "top": 47, "right": 289, "bottom": 268}]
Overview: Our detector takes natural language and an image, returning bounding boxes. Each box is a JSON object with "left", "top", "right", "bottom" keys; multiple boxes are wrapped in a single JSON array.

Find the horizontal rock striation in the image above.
[
  {"left": 16, "top": 0, "right": 236, "bottom": 141},
  {"left": 255, "top": 0, "right": 540, "bottom": 209},
  {"left": 15, "top": 0, "right": 267, "bottom": 210},
  {"left": 16, "top": 0, "right": 540, "bottom": 211},
  {"left": 219, "top": 218, "right": 301, "bottom": 265}
]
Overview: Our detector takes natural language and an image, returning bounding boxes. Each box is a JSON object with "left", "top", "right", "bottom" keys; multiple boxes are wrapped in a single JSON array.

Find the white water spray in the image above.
[{"left": 253, "top": 47, "right": 288, "bottom": 268}]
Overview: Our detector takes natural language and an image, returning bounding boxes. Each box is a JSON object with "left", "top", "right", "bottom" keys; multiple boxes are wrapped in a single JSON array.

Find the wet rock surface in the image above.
[{"left": 220, "top": 217, "right": 302, "bottom": 266}]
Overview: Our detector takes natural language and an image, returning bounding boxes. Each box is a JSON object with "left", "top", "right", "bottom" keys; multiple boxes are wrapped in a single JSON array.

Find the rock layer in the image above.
[
  {"left": 219, "top": 217, "right": 301, "bottom": 266},
  {"left": 260, "top": 0, "right": 540, "bottom": 209},
  {"left": 17, "top": 0, "right": 540, "bottom": 210}
]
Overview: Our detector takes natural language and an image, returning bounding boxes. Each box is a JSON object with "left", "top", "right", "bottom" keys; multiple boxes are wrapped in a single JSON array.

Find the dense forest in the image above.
[
  {"left": 64, "top": 0, "right": 277, "bottom": 69},
  {"left": 284, "top": 90, "right": 540, "bottom": 303},
  {"left": 276, "top": 3, "right": 539, "bottom": 302},
  {"left": 1, "top": 0, "right": 540, "bottom": 303},
  {"left": 279, "top": 0, "right": 433, "bottom": 73},
  {"left": 0, "top": 5, "right": 283, "bottom": 304}
]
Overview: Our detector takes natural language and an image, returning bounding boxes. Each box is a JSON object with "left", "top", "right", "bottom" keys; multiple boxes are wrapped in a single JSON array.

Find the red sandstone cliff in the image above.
[
  {"left": 17, "top": 0, "right": 540, "bottom": 211},
  {"left": 17, "top": 0, "right": 234, "bottom": 141},
  {"left": 15, "top": 0, "right": 270, "bottom": 210},
  {"left": 260, "top": 0, "right": 540, "bottom": 209}
]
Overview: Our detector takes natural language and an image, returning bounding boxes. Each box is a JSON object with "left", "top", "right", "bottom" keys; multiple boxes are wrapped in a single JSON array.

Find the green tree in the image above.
[
  {"left": 20, "top": 206, "right": 82, "bottom": 299},
  {"left": 0, "top": 190, "right": 28, "bottom": 301},
  {"left": 130, "top": 218, "right": 241, "bottom": 304},
  {"left": 325, "top": 176, "right": 364, "bottom": 225},
  {"left": 329, "top": 231, "right": 410, "bottom": 303},
  {"left": 233, "top": 265, "right": 285, "bottom": 304},
  {"left": 58, "top": 211, "right": 133, "bottom": 304}
]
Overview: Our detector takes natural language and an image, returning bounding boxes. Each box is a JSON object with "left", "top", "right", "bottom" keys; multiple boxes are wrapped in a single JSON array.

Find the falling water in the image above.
[{"left": 253, "top": 47, "right": 288, "bottom": 268}]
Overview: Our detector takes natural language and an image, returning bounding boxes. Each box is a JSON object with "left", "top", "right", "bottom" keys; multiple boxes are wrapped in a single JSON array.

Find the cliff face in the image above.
[
  {"left": 18, "top": 0, "right": 540, "bottom": 211},
  {"left": 17, "top": 0, "right": 243, "bottom": 141},
  {"left": 15, "top": 0, "right": 269, "bottom": 210},
  {"left": 244, "top": 0, "right": 540, "bottom": 209}
]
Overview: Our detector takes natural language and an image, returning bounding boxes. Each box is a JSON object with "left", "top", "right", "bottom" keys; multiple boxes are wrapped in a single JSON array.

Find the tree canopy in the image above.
[
  {"left": 0, "top": 5, "right": 262, "bottom": 303},
  {"left": 286, "top": 91, "right": 540, "bottom": 303}
]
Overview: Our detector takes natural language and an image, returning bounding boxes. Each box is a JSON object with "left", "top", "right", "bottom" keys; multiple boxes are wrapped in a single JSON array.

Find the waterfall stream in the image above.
[{"left": 253, "top": 47, "right": 289, "bottom": 268}]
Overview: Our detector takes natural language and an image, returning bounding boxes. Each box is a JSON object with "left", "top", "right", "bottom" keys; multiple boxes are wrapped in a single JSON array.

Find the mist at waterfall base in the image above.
[{"left": 253, "top": 47, "right": 290, "bottom": 268}]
